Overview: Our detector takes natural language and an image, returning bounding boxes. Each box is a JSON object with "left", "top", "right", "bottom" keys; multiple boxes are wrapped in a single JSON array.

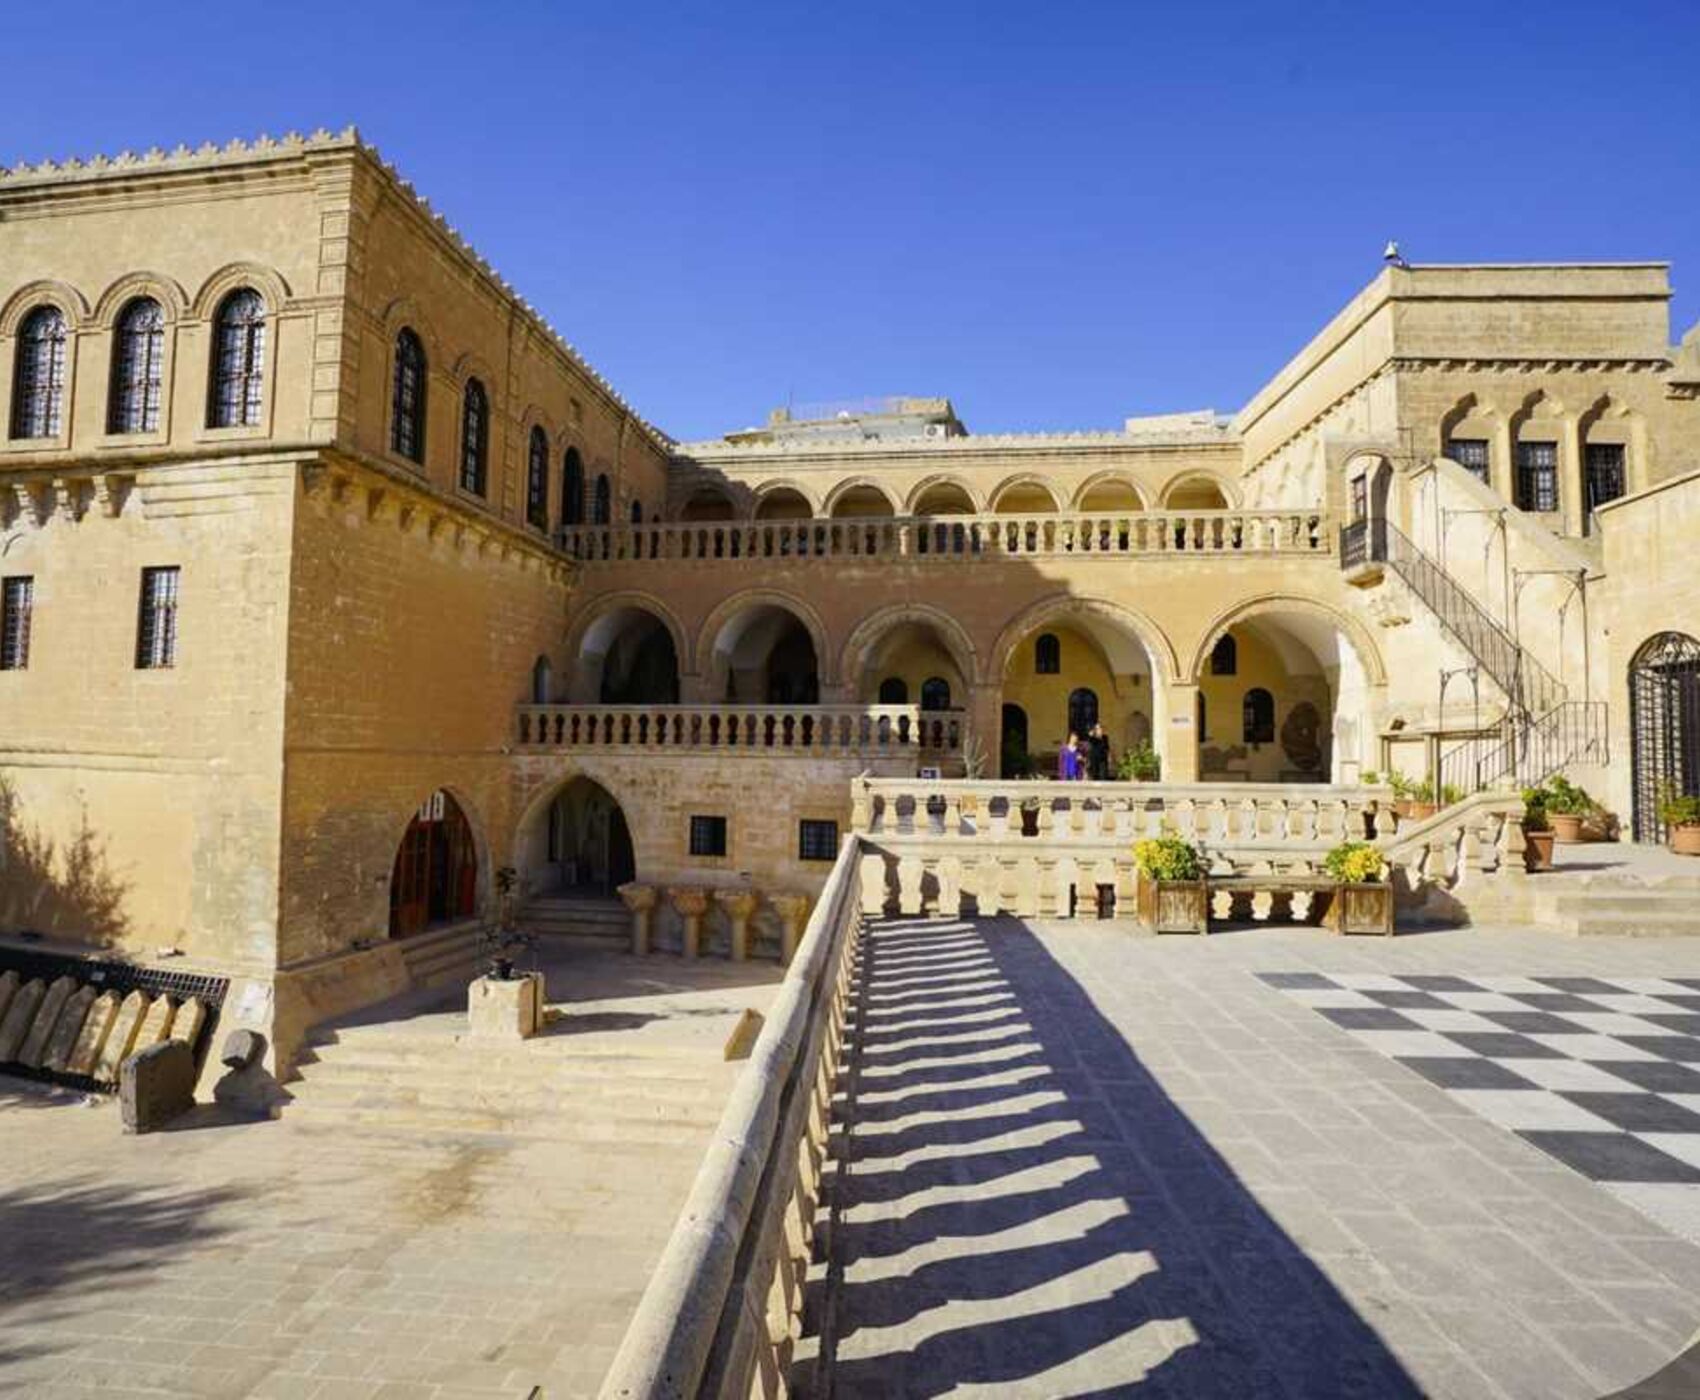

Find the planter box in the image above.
[
  {"left": 1326, "top": 882, "right": 1394, "bottom": 936},
  {"left": 1672, "top": 825, "right": 1700, "bottom": 857},
  {"left": 1523, "top": 829, "right": 1556, "bottom": 873},
  {"left": 1549, "top": 813, "right": 1586, "bottom": 843},
  {"left": 1136, "top": 875, "right": 1208, "bottom": 934}
]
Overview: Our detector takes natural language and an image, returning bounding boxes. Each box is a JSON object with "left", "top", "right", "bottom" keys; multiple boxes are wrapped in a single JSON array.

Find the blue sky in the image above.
[{"left": 5, "top": 2, "right": 1697, "bottom": 440}]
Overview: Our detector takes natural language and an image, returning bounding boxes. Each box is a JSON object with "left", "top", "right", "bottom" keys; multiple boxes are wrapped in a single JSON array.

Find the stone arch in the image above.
[
  {"left": 697, "top": 587, "right": 833, "bottom": 694},
  {"left": 989, "top": 474, "right": 1061, "bottom": 513},
  {"left": 189, "top": 262, "right": 291, "bottom": 321},
  {"left": 91, "top": 271, "right": 189, "bottom": 327},
  {"left": 511, "top": 762, "right": 641, "bottom": 896},
  {"left": 824, "top": 477, "right": 900, "bottom": 517},
  {"left": 384, "top": 784, "right": 490, "bottom": 937},
  {"left": 0, "top": 279, "right": 91, "bottom": 336},
  {"left": 679, "top": 481, "right": 745, "bottom": 521},
  {"left": 1160, "top": 469, "right": 1239, "bottom": 509},
  {"left": 906, "top": 474, "right": 987, "bottom": 514},
  {"left": 751, "top": 478, "right": 822, "bottom": 518},
  {"left": 448, "top": 349, "right": 501, "bottom": 396},
  {"left": 1070, "top": 471, "right": 1148, "bottom": 512},
  {"left": 990, "top": 594, "right": 1179, "bottom": 685},
  {"left": 840, "top": 603, "right": 981, "bottom": 696},
  {"left": 1187, "top": 593, "right": 1386, "bottom": 687},
  {"left": 566, "top": 590, "right": 690, "bottom": 697},
  {"left": 376, "top": 295, "right": 445, "bottom": 369}
]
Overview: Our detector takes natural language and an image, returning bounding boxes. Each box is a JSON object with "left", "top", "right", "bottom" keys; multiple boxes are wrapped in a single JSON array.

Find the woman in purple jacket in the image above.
[{"left": 1058, "top": 732, "right": 1081, "bottom": 781}]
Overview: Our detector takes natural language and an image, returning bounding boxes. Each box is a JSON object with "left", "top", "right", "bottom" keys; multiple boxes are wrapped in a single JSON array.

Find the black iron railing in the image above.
[{"left": 1438, "top": 700, "right": 1609, "bottom": 798}]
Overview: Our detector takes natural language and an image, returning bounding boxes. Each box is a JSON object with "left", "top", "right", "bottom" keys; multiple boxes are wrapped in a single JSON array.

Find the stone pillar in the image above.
[
  {"left": 770, "top": 893, "right": 812, "bottom": 965},
  {"left": 1160, "top": 683, "right": 1201, "bottom": 783},
  {"left": 968, "top": 684, "right": 1001, "bottom": 776},
  {"left": 468, "top": 973, "right": 544, "bottom": 1041},
  {"left": 714, "top": 889, "right": 761, "bottom": 961},
  {"left": 668, "top": 887, "right": 710, "bottom": 958},
  {"left": 618, "top": 881, "right": 659, "bottom": 955}
]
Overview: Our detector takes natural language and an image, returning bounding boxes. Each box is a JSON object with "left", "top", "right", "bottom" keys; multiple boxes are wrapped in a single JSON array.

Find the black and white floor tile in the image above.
[{"left": 1261, "top": 971, "right": 1700, "bottom": 1242}]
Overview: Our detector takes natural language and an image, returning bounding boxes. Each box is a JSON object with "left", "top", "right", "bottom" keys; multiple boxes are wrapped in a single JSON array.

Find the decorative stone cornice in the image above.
[{"left": 673, "top": 424, "right": 1240, "bottom": 466}]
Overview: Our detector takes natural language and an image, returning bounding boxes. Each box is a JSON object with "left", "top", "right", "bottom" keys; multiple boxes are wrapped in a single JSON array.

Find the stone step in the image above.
[
  {"left": 291, "top": 1056, "right": 725, "bottom": 1104},
  {"left": 1554, "top": 893, "right": 1700, "bottom": 914},
  {"left": 289, "top": 1077, "right": 725, "bottom": 1125},
  {"left": 1572, "top": 916, "right": 1700, "bottom": 938},
  {"left": 283, "top": 1098, "right": 721, "bottom": 1145}
]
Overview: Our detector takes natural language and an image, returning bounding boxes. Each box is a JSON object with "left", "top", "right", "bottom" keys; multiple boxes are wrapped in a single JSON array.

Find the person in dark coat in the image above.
[{"left": 1087, "top": 722, "right": 1111, "bottom": 781}]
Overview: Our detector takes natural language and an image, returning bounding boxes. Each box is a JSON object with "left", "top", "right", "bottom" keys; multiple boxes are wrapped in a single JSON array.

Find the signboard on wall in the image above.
[{"left": 417, "top": 790, "right": 447, "bottom": 824}]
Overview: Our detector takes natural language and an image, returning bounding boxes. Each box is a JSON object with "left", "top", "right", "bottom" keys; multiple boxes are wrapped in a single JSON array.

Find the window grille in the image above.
[
  {"left": 562, "top": 449, "right": 585, "bottom": 525},
  {"left": 593, "top": 474, "right": 612, "bottom": 525},
  {"left": 689, "top": 815, "right": 728, "bottom": 857},
  {"left": 110, "top": 298, "right": 165, "bottom": 433},
  {"left": 1446, "top": 438, "right": 1490, "bottom": 484},
  {"left": 391, "top": 329, "right": 427, "bottom": 462},
  {"left": 210, "top": 289, "right": 265, "bottom": 428},
  {"left": 1584, "top": 443, "right": 1626, "bottom": 515},
  {"left": 11, "top": 306, "right": 67, "bottom": 439},
  {"left": 921, "top": 677, "right": 951, "bottom": 711},
  {"left": 460, "top": 379, "right": 488, "bottom": 495},
  {"left": 1035, "top": 633, "right": 1060, "bottom": 674},
  {"left": 878, "top": 677, "right": 908, "bottom": 704},
  {"left": 136, "top": 566, "right": 180, "bottom": 669},
  {"left": 798, "top": 819, "right": 839, "bottom": 861},
  {"left": 527, "top": 428, "right": 549, "bottom": 528},
  {"left": 1, "top": 577, "right": 32, "bottom": 670},
  {"left": 1515, "top": 441, "right": 1558, "bottom": 512}
]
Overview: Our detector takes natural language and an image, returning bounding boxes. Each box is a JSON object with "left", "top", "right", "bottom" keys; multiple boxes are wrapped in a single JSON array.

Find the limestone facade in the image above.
[{"left": 1, "top": 130, "right": 1697, "bottom": 1063}]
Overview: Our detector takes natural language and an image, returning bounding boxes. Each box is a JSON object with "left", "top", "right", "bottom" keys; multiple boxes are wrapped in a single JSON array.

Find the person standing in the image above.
[
  {"left": 1058, "top": 732, "right": 1081, "bottom": 781},
  {"left": 1087, "top": 722, "right": 1111, "bottom": 781}
]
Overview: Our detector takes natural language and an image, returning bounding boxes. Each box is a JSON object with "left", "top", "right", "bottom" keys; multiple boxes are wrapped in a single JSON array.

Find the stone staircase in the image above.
[
  {"left": 1535, "top": 874, "right": 1700, "bottom": 937},
  {"left": 398, "top": 918, "right": 485, "bottom": 987},
  {"left": 520, "top": 895, "right": 629, "bottom": 948},
  {"left": 286, "top": 1016, "right": 733, "bottom": 1142}
]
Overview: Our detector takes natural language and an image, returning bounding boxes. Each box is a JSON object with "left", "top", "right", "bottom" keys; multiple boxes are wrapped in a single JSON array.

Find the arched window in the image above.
[
  {"left": 459, "top": 378, "right": 488, "bottom": 496},
  {"left": 391, "top": 328, "right": 427, "bottom": 462},
  {"left": 526, "top": 427, "right": 549, "bottom": 529},
  {"left": 531, "top": 655, "right": 553, "bottom": 704},
  {"left": 878, "top": 677, "right": 909, "bottom": 704},
  {"left": 921, "top": 677, "right": 951, "bottom": 711},
  {"left": 593, "top": 473, "right": 612, "bottom": 525},
  {"left": 10, "top": 306, "right": 68, "bottom": 439},
  {"left": 1068, "top": 686, "right": 1099, "bottom": 736},
  {"left": 562, "top": 448, "right": 585, "bottom": 526},
  {"left": 209, "top": 288, "right": 266, "bottom": 428},
  {"left": 1243, "top": 687, "right": 1275, "bottom": 744},
  {"left": 630, "top": 499, "right": 643, "bottom": 525},
  {"left": 1210, "top": 633, "right": 1237, "bottom": 676},
  {"left": 109, "top": 298, "right": 165, "bottom": 434},
  {"left": 1035, "top": 633, "right": 1061, "bottom": 674}
]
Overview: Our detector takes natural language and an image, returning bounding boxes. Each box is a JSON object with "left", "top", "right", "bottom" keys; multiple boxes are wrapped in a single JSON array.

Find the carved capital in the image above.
[
  {"left": 667, "top": 886, "right": 710, "bottom": 917},
  {"left": 713, "top": 889, "right": 760, "bottom": 919},
  {"left": 617, "top": 882, "right": 658, "bottom": 913}
]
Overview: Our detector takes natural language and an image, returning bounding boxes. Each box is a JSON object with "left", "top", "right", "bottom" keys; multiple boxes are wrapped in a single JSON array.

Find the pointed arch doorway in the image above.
[{"left": 390, "top": 789, "right": 478, "bottom": 938}]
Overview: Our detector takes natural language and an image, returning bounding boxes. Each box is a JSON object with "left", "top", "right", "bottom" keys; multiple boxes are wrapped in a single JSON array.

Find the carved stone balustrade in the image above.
[{"left": 517, "top": 702, "right": 963, "bottom": 757}]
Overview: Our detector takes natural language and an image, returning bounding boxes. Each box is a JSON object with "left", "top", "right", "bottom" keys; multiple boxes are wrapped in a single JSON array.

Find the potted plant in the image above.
[
  {"left": 1404, "top": 777, "right": 1438, "bottom": 822},
  {"left": 1521, "top": 787, "right": 1556, "bottom": 872},
  {"left": 1018, "top": 792, "right": 1043, "bottom": 838},
  {"left": 1322, "top": 840, "right": 1393, "bottom": 935},
  {"left": 1117, "top": 739, "right": 1161, "bottom": 782},
  {"left": 1544, "top": 776, "right": 1595, "bottom": 843},
  {"left": 1133, "top": 833, "right": 1209, "bottom": 934},
  {"left": 1660, "top": 789, "right": 1700, "bottom": 856}
]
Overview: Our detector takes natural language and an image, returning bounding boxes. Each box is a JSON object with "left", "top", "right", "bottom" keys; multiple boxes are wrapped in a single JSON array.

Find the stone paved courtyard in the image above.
[{"left": 810, "top": 918, "right": 1700, "bottom": 1399}]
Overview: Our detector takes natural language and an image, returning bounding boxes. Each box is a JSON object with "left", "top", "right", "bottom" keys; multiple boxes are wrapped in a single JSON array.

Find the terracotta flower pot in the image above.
[
  {"left": 1405, "top": 801, "right": 1437, "bottom": 822},
  {"left": 1550, "top": 813, "right": 1586, "bottom": 843},
  {"left": 1672, "top": 824, "right": 1700, "bottom": 857},
  {"left": 1523, "top": 829, "right": 1556, "bottom": 872}
]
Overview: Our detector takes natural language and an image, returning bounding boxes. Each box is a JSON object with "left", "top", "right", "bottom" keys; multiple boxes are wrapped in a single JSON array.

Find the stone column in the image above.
[
  {"left": 967, "top": 684, "right": 1001, "bottom": 776},
  {"left": 1160, "top": 683, "right": 1201, "bottom": 783},
  {"left": 668, "top": 887, "right": 710, "bottom": 958},
  {"left": 770, "top": 893, "right": 812, "bottom": 965},
  {"left": 714, "top": 889, "right": 761, "bottom": 961},
  {"left": 618, "top": 882, "right": 658, "bottom": 956}
]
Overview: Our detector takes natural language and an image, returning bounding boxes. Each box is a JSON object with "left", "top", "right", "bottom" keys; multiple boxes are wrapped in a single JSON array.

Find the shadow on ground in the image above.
[{"left": 803, "top": 916, "right": 1420, "bottom": 1398}]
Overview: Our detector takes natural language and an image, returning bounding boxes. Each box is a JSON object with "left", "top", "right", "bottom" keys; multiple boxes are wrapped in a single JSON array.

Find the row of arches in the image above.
[{"left": 675, "top": 469, "right": 1238, "bottom": 522}]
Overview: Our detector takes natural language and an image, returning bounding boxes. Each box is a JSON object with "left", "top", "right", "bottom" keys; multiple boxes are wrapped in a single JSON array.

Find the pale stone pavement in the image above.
[
  {"left": 0, "top": 945, "right": 782, "bottom": 1400},
  {"left": 806, "top": 917, "right": 1700, "bottom": 1399}
]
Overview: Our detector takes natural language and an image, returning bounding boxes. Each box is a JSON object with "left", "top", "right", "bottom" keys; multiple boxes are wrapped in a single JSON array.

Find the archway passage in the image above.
[
  {"left": 855, "top": 617, "right": 968, "bottom": 711},
  {"left": 578, "top": 605, "right": 681, "bottom": 703},
  {"left": 712, "top": 602, "right": 819, "bottom": 703},
  {"left": 754, "top": 487, "right": 814, "bottom": 520},
  {"left": 1000, "top": 614, "right": 1156, "bottom": 777},
  {"left": 1001, "top": 703, "right": 1030, "bottom": 777},
  {"left": 536, "top": 777, "right": 635, "bottom": 895},
  {"left": 389, "top": 790, "right": 478, "bottom": 938},
  {"left": 1630, "top": 631, "right": 1700, "bottom": 843},
  {"left": 1164, "top": 474, "right": 1231, "bottom": 510}
]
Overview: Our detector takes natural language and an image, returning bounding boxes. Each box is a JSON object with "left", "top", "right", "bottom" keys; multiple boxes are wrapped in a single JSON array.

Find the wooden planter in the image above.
[
  {"left": 1549, "top": 813, "right": 1586, "bottom": 843},
  {"left": 1136, "top": 874, "right": 1209, "bottom": 934},
  {"left": 1326, "top": 882, "right": 1395, "bottom": 936},
  {"left": 1523, "top": 829, "right": 1556, "bottom": 873},
  {"left": 1672, "top": 825, "right": 1700, "bottom": 857}
]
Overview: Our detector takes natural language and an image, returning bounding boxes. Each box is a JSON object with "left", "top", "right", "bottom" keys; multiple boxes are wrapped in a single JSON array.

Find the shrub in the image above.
[
  {"left": 1521, "top": 786, "right": 1551, "bottom": 833},
  {"left": 1360, "top": 770, "right": 1382, "bottom": 787},
  {"left": 1323, "top": 841, "right": 1386, "bottom": 884},
  {"left": 1117, "top": 739, "right": 1161, "bottom": 781},
  {"left": 1660, "top": 791, "right": 1700, "bottom": 828},
  {"left": 1440, "top": 783, "right": 1465, "bottom": 806},
  {"left": 1544, "top": 775, "right": 1596, "bottom": 816},
  {"left": 1133, "top": 834, "right": 1204, "bottom": 882}
]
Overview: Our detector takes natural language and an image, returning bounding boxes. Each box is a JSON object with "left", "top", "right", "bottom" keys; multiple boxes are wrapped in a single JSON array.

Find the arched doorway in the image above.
[
  {"left": 1630, "top": 631, "right": 1700, "bottom": 842},
  {"left": 390, "top": 790, "right": 478, "bottom": 938},
  {"left": 1001, "top": 703, "right": 1030, "bottom": 777},
  {"left": 534, "top": 776, "right": 636, "bottom": 895}
]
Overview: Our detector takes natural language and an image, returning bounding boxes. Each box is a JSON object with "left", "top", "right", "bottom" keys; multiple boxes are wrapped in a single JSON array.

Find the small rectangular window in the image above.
[
  {"left": 1446, "top": 438, "right": 1490, "bottom": 484},
  {"left": 1584, "top": 443, "right": 1626, "bottom": 514},
  {"left": 689, "top": 815, "right": 727, "bottom": 858},
  {"left": 1, "top": 576, "right": 33, "bottom": 670},
  {"left": 1350, "top": 475, "right": 1367, "bottom": 521},
  {"left": 1514, "top": 441, "right": 1558, "bottom": 513},
  {"left": 136, "top": 566, "right": 180, "bottom": 669},
  {"left": 798, "top": 819, "right": 840, "bottom": 862}
]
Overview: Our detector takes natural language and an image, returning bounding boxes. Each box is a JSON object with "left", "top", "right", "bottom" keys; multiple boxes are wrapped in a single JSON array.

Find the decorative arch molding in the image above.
[
  {"left": 1438, "top": 391, "right": 1499, "bottom": 445},
  {"left": 749, "top": 478, "right": 824, "bottom": 517},
  {"left": 375, "top": 294, "right": 446, "bottom": 369},
  {"left": 990, "top": 594, "right": 1179, "bottom": 685},
  {"left": 189, "top": 261, "right": 291, "bottom": 321},
  {"left": 1186, "top": 593, "right": 1388, "bottom": 687},
  {"left": 906, "top": 473, "right": 988, "bottom": 514},
  {"left": 840, "top": 602, "right": 981, "bottom": 693},
  {"left": 0, "top": 279, "right": 91, "bottom": 336},
  {"left": 988, "top": 473, "right": 1062, "bottom": 512},
  {"left": 516, "top": 402, "right": 561, "bottom": 452},
  {"left": 1069, "top": 471, "right": 1149, "bottom": 512},
  {"left": 695, "top": 587, "right": 834, "bottom": 685},
  {"left": 1158, "top": 468, "right": 1240, "bottom": 509},
  {"left": 91, "top": 271, "right": 189, "bottom": 327},
  {"left": 510, "top": 759, "right": 645, "bottom": 883},
  {"left": 1578, "top": 392, "right": 1638, "bottom": 435},
  {"left": 565, "top": 589, "right": 692, "bottom": 672},
  {"left": 448, "top": 349, "right": 501, "bottom": 395},
  {"left": 823, "top": 476, "right": 901, "bottom": 515}
]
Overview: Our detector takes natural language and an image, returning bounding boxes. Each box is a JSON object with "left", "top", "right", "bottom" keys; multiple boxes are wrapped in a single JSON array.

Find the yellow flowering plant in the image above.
[{"left": 1323, "top": 841, "right": 1387, "bottom": 885}]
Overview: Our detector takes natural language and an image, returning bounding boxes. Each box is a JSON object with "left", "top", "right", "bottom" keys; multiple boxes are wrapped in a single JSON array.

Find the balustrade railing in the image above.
[
  {"left": 560, "top": 509, "right": 1332, "bottom": 564},
  {"left": 516, "top": 703, "right": 963, "bottom": 756}
]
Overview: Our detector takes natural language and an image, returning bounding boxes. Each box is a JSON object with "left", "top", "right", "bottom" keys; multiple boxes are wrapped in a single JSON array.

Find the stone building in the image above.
[{"left": 2, "top": 130, "right": 1697, "bottom": 1067}]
